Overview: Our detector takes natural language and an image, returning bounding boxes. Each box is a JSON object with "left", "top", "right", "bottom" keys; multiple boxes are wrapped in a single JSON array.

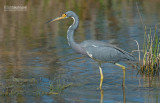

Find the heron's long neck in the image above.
[{"left": 67, "top": 15, "right": 79, "bottom": 47}]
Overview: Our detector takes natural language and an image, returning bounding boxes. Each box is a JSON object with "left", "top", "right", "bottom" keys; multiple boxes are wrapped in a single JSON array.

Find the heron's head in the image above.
[{"left": 47, "top": 11, "right": 75, "bottom": 23}]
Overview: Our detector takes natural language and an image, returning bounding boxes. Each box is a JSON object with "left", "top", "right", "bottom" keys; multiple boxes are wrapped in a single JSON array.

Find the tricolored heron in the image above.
[{"left": 48, "top": 11, "right": 135, "bottom": 90}]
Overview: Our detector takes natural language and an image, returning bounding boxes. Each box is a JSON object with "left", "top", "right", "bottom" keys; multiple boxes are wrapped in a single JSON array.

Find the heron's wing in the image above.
[
  {"left": 82, "top": 44, "right": 135, "bottom": 63},
  {"left": 84, "top": 46, "right": 121, "bottom": 62}
]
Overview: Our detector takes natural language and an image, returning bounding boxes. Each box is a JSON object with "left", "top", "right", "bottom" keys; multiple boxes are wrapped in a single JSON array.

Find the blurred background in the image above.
[{"left": 0, "top": 0, "right": 160, "bottom": 103}]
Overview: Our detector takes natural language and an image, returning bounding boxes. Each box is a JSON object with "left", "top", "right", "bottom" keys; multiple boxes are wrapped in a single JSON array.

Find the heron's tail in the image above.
[{"left": 126, "top": 52, "right": 136, "bottom": 61}]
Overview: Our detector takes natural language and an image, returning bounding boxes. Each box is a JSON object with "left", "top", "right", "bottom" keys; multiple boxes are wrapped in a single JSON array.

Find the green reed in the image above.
[{"left": 140, "top": 26, "right": 160, "bottom": 76}]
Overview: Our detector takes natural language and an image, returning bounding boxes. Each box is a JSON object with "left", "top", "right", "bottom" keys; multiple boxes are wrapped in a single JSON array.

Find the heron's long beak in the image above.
[{"left": 46, "top": 14, "right": 67, "bottom": 24}]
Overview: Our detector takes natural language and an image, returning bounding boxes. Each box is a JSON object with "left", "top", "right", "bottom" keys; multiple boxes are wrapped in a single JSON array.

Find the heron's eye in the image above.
[{"left": 62, "top": 14, "right": 67, "bottom": 17}]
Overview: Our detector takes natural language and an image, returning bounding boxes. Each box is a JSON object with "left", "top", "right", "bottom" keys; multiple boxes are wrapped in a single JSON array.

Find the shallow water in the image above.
[{"left": 0, "top": 0, "right": 160, "bottom": 103}]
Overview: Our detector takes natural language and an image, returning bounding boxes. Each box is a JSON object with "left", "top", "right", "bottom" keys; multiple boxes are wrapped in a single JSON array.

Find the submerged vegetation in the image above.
[
  {"left": 47, "top": 82, "right": 73, "bottom": 95},
  {"left": 0, "top": 78, "right": 37, "bottom": 96},
  {"left": 139, "top": 26, "right": 160, "bottom": 76},
  {"left": 0, "top": 78, "right": 73, "bottom": 96}
]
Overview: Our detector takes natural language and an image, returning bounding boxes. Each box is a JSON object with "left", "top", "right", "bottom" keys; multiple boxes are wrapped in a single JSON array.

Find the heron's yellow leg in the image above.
[
  {"left": 100, "top": 89, "right": 104, "bottom": 103},
  {"left": 98, "top": 63, "right": 104, "bottom": 90},
  {"left": 115, "top": 63, "right": 125, "bottom": 87},
  {"left": 122, "top": 85, "right": 126, "bottom": 103},
  {"left": 115, "top": 63, "right": 126, "bottom": 102}
]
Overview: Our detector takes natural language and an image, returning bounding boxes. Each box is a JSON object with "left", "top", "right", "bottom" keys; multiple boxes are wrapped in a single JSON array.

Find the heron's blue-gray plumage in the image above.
[{"left": 65, "top": 11, "right": 135, "bottom": 63}]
